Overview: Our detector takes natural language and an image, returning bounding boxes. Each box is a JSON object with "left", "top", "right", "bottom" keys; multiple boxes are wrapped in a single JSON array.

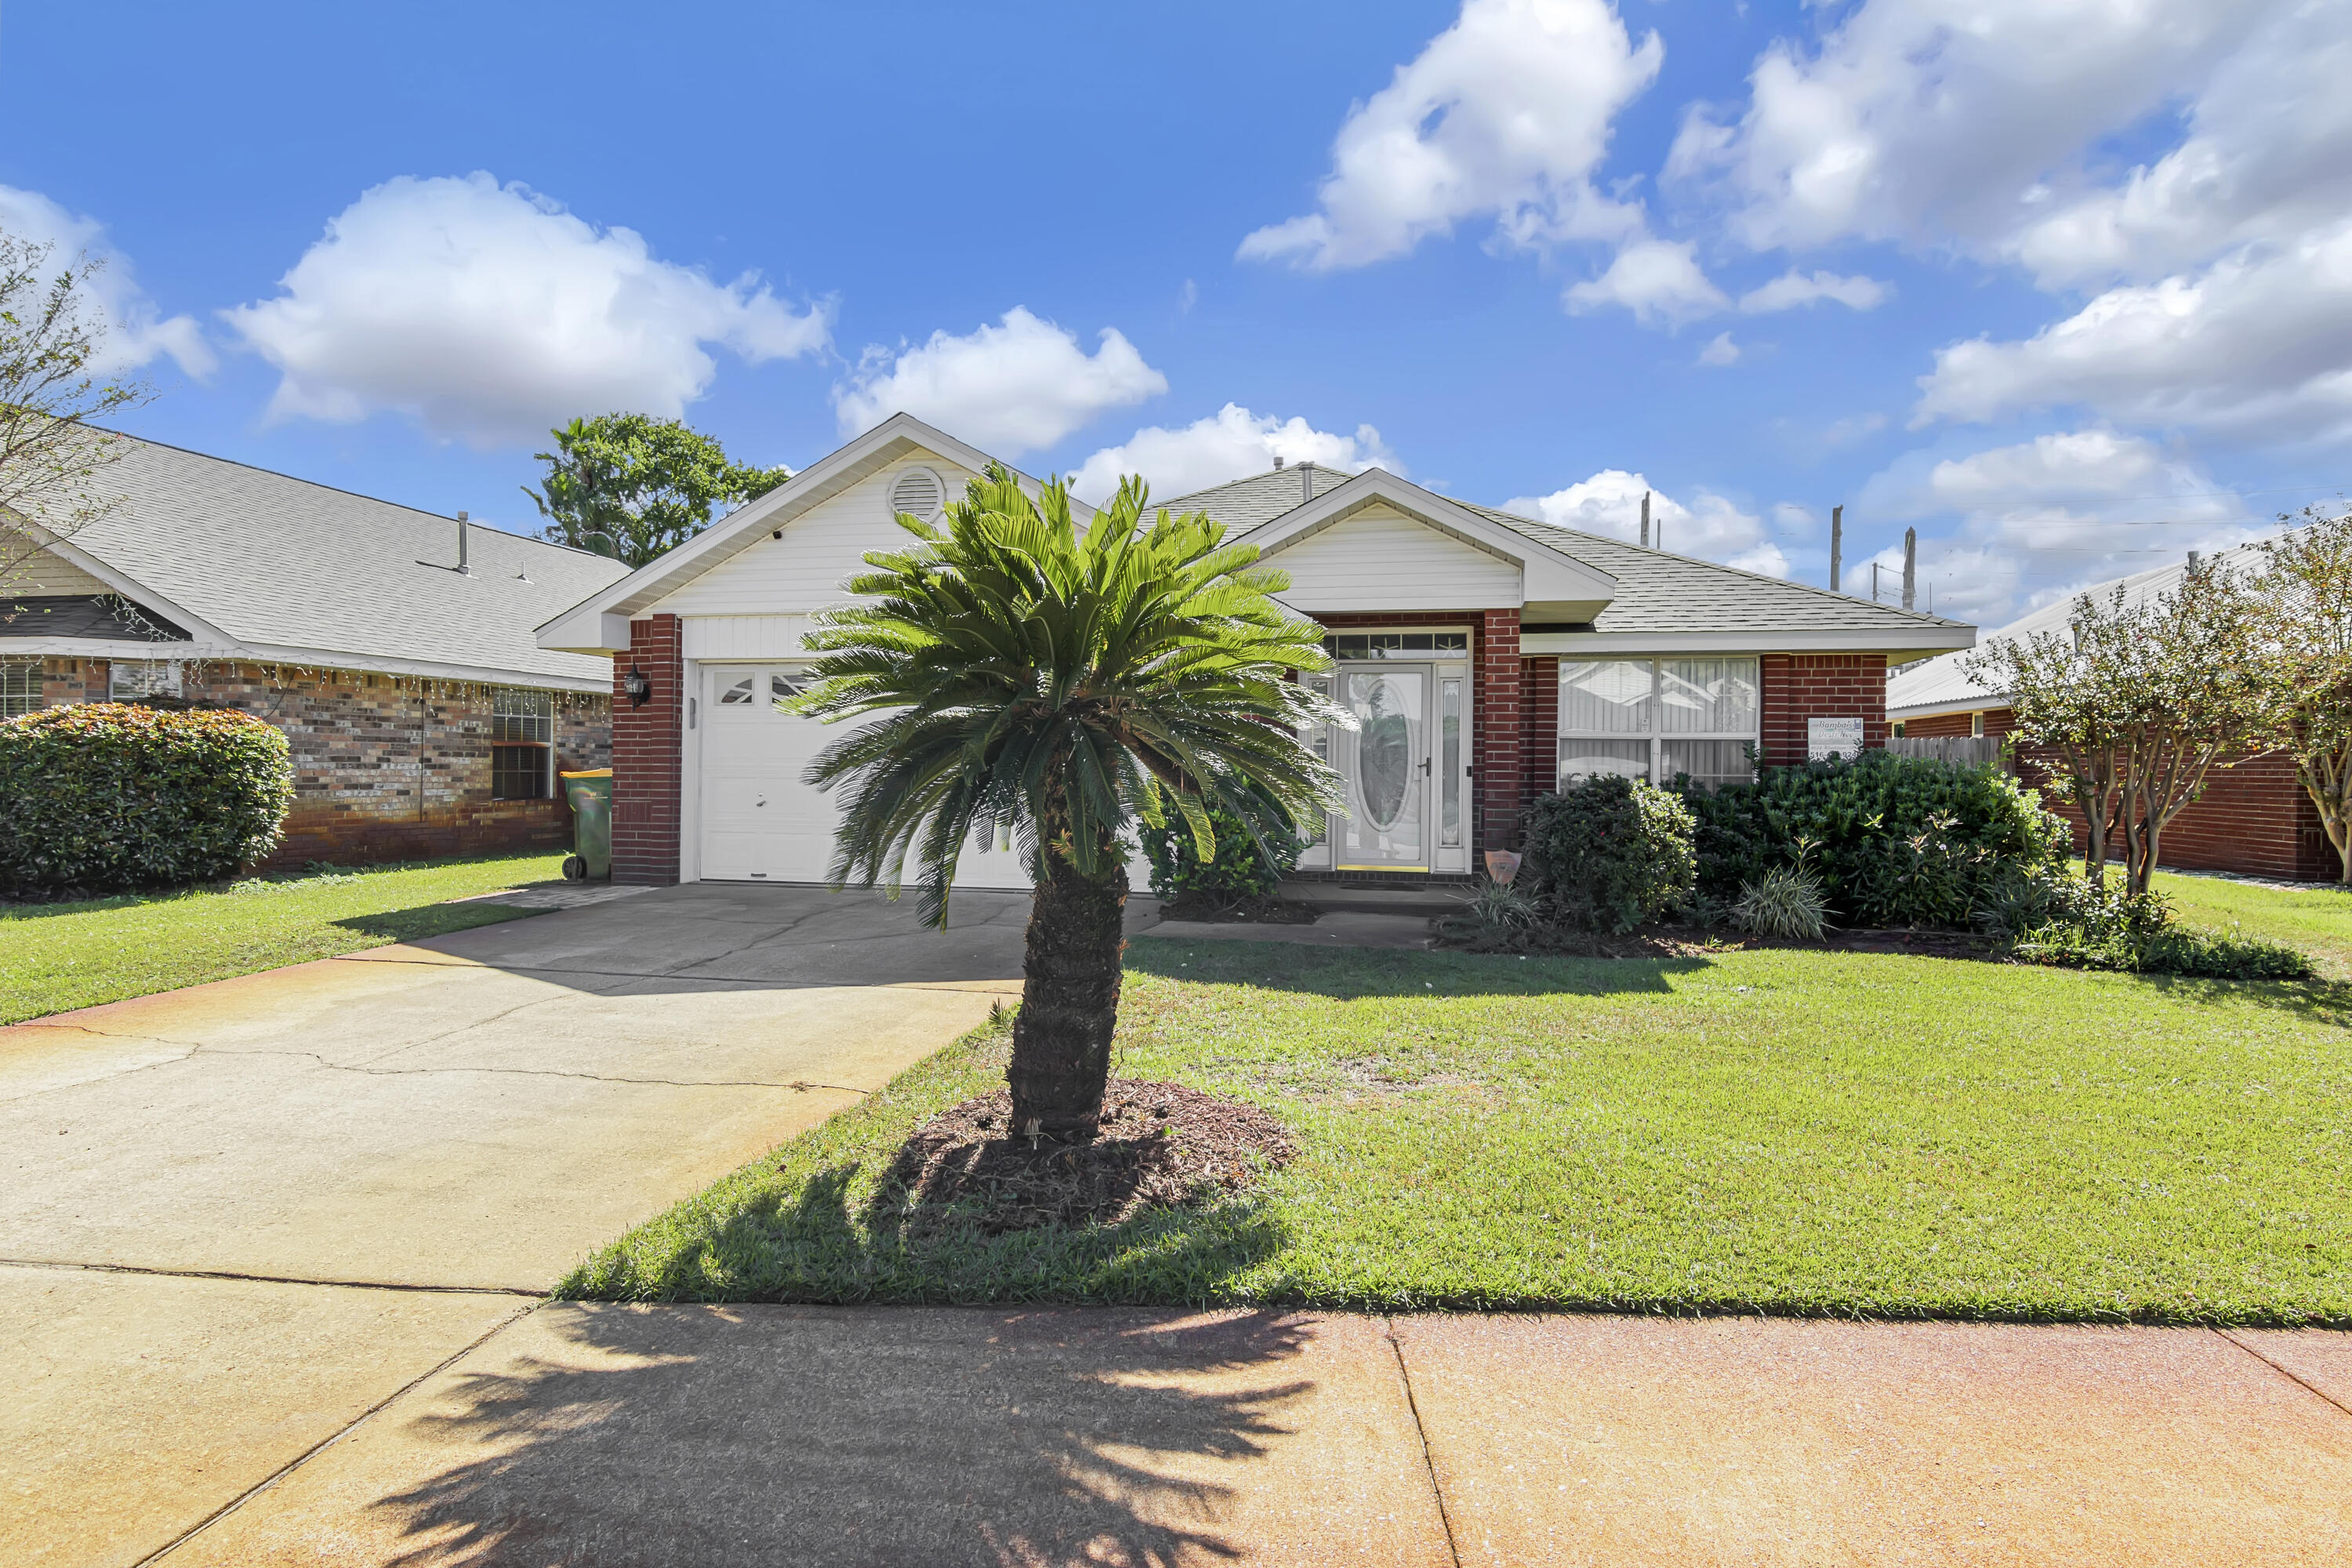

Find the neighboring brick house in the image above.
[
  {"left": 1886, "top": 542, "right": 2339, "bottom": 882},
  {"left": 535, "top": 413, "right": 1973, "bottom": 889},
  {"left": 2, "top": 434, "right": 628, "bottom": 869}
]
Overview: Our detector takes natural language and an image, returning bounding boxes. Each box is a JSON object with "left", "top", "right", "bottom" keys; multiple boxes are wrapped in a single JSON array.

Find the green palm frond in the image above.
[{"left": 787, "top": 463, "right": 1346, "bottom": 924}]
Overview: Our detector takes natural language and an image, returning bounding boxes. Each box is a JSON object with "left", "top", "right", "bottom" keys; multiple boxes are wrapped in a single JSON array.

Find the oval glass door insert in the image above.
[{"left": 1357, "top": 678, "right": 1412, "bottom": 829}]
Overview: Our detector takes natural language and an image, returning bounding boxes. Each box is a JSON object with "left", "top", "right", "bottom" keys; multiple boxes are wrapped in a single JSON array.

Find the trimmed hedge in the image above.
[
  {"left": 1138, "top": 786, "right": 1305, "bottom": 901},
  {"left": 1522, "top": 775, "right": 1697, "bottom": 933},
  {"left": 1670, "top": 750, "right": 2069, "bottom": 928},
  {"left": 0, "top": 702, "right": 293, "bottom": 894}
]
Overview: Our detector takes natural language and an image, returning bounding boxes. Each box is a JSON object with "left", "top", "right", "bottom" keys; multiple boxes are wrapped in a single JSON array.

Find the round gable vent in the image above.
[{"left": 887, "top": 466, "right": 946, "bottom": 522}]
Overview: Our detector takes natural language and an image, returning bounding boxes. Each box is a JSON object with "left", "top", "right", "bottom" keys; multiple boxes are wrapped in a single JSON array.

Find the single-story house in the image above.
[
  {"left": 1887, "top": 540, "right": 2336, "bottom": 881},
  {"left": 538, "top": 414, "right": 1974, "bottom": 888},
  {"left": 2, "top": 434, "right": 629, "bottom": 868}
]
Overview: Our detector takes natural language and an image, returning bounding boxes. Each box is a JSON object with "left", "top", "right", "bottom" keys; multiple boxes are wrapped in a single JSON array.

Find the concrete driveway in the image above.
[{"left": 3, "top": 883, "right": 1094, "bottom": 1567}]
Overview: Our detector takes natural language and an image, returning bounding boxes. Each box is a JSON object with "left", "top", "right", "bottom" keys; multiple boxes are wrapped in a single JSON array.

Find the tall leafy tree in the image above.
[
  {"left": 2252, "top": 506, "right": 2352, "bottom": 883},
  {"left": 1969, "top": 566, "right": 2267, "bottom": 893},
  {"left": 1, "top": 230, "right": 151, "bottom": 600},
  {"left": 521, "top": 412, "right": 790, "bottom": 567},
  {"left": 793, "top": 464, "right": 1342, "bottom": 1141}
]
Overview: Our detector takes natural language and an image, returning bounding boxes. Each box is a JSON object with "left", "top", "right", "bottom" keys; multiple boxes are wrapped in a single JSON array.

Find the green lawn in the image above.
[
  {"left": 0, "top": 852, "right": 565, "bottom": 1025},
  {"left": 2158, "top": 870, "right": 2352, "bottom": 979},
  {"left": 565, "top": 940, "right": 2352, "bottom": 1326}
]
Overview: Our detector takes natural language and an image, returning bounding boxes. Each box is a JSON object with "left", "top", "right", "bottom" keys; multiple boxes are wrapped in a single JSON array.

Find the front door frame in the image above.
[{"left": 1299, "top": 629, "right": 1475, "bottom": 877}]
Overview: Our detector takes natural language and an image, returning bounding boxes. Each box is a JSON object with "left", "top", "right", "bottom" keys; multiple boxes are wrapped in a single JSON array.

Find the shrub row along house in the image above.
[
  {"left": 2, "top": 435, "right": 626, "bottom": 868},
  {"left": 1888, "top": 540, "right": 2340, "bottom": 882},
  {"left": 537, "top": 415, "right": 1974, "bottom": 888}
]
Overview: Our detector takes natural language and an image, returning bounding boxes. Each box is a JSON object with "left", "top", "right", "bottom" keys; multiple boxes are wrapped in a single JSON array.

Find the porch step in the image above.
[{"left": 1278, "top": 880, "right": 1477, "bottom": 917}]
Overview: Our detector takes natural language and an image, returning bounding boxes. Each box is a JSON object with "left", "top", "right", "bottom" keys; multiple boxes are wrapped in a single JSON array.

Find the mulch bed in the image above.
[
  {"left": 1156, "top": 891, "right": 1321, "bottom": 924},
  {"left": 881, "top": 1078, "right": 1294, "bottom": 1234}
]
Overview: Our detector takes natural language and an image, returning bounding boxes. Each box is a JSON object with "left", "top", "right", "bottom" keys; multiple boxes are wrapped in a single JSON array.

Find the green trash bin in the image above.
[{"left": 559, "top": 768, "right": 613, "bottom": 881}]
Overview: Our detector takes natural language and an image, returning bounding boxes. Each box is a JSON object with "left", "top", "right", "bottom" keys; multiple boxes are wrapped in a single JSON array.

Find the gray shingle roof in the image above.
[
  {"left": 1163, "top": 463, "right": 1971, "bottom": 640},
  {"left": 1159, "top": 464, "right": 1358, "bottom": 529},
  {"left": 35, "top": 434, "right": 630, "bottom": 689},
  {"left": 1475, "top": 508, "right": 1972, "bottom": 636}
]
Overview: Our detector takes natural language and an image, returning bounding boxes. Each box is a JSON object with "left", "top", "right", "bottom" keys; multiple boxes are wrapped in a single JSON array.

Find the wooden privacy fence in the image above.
[{"left": 1886, "top": 735, "right": 2005, "bottom": 768}]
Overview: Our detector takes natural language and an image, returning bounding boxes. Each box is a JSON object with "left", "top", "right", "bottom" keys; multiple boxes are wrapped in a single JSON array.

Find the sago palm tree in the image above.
[{"left": 792, "top": 463, "right": 1342, "bottom": 1142}]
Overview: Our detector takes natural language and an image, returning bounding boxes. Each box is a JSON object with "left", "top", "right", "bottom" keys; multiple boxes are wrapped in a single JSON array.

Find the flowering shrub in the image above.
[{"left": 0, "top": 702, "right": 292, "bottom": 893}]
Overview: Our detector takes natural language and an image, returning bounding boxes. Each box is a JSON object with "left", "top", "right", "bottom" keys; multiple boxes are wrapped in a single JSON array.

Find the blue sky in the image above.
[{"left": 6, "top": 0, "right": 2348, "bottom": 625}]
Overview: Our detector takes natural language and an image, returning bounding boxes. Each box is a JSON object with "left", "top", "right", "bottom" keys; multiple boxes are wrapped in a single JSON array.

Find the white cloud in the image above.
[
  {"left": 832, "top": 307, "right": 1166, "bottom": 456},
  {"left": 1504, "top": 469, "right": 1788, "bottom": 576},
  {"left": 221, "top": 172, "right": 828, "bottom": 447},
  {"left": 1563, "top": 238, "right": 1729, "bottom": 325},
  {"left": 2002, "top": 2, "right": 2352, "bottom": 288},
  {"left": 1737, "top": 270, "right": 1889, "bottom": 314},
  {"left": 1068, "top": 405, "right": 1401, "bottom": 506},
  {"left": 1853, "top": 430, "right": 2260, "bottom": 622},
  {"left": 1668, "top": 0, "right": 2274, "bottom": 255},
  {"left": 0, "top": 185, "right": 213, "bottom": 378},
  {"left": 1913, "top": 216, "right": 2352, "bottom": 442},
  {"left": 1237, "top": 0, "right": 1661, "bottom": 270},
  {"left": 1697, "top": 332, "right": 1741, "bottom": 367}
]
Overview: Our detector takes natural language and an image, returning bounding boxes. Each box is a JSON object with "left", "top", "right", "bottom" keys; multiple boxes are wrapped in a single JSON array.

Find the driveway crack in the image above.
[
  {"left": 2214, "top": 1327, "right": 2352, "bottom": 1420},
  {"left": 0, "top": 1257, "right": 545, "bottom": 1297},
  {"left": 1383, "top": 1319, "right": 1465, "bottom": 1568},
  {"left": 188, "top": 1047, "right": 870, "bottom": 1093}
]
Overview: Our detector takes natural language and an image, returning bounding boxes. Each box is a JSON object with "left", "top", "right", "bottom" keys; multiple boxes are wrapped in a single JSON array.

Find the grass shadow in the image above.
[
  {"left": 365, "top": 1299, "right": 1320, "bottom": 1566},
  {"left": 1125, "top": 933, "right": 1716, "bottom": 1000},
  {"left": 329, "top": 901, "right": 542, "bottom": 944}
]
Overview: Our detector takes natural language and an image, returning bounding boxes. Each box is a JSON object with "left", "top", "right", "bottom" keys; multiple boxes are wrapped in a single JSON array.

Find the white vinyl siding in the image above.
[
  {"left": 1, "top": 542, "right": 111, "bottom": 596},
  {"left": 1261, "top": 508, "right": 1519, "bottom": 612},
  {"left": 1559, "top": 657, "right": 1759, "bottom": 789},
  {"left": 681, "top": 615, "right": 817, "bottom": 661},
  {"left": 648, "top": 459, "right": 978, "bottom": 617}
]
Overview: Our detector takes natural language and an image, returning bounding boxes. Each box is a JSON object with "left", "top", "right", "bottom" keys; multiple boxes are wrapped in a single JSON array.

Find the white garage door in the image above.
[{"left": 696, "top": 663, "right": 1039, "bottom": 888}]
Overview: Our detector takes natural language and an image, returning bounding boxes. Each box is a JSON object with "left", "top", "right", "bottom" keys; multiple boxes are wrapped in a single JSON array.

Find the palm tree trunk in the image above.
[{"left": 1007, "top": 848, "right": 1128, "bottom": 1142}]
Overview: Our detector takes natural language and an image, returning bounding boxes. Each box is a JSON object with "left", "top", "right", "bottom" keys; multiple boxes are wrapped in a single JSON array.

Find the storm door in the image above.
[{"left": 1334, "top": 664, "right": 1432, "bottom": 870}]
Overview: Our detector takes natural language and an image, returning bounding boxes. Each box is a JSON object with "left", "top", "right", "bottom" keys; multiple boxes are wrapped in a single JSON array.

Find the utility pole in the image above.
[
  {"left": 1829, "top": 504, "right": 1842, "bottom": 593},
  {"left": 1639, "top": 490, "right": 1651, "bottom": 549},
  {"left": 1901, "top": 527, "right": 1917, "bottom": 611},
  {"left": 1871, "top": 561, "right": 1882, "bottom": 603}
]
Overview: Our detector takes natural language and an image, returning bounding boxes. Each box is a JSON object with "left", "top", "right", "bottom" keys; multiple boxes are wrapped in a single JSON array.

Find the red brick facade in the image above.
[
  {"left": 1759, "top": 653, "right": 1889, "bottom": 768},
  {"left": 2, "top": 653, "right": 609, "bottom": 869},
  {"left": 1904, "top": 702, "right": 2343, "bottom": 881},
  {"left": 611, "top": 615, "right": 685, "bottom": 885}
]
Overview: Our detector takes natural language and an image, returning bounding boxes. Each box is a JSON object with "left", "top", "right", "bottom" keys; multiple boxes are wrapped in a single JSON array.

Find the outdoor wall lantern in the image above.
[{"left": 622, "top": 665, "right": 652, "bottom": 706}]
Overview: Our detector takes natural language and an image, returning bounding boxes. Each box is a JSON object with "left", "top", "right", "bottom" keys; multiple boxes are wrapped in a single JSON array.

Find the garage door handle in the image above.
[{"left": 755, "top": 797, "right": 767, "bottom": 807}]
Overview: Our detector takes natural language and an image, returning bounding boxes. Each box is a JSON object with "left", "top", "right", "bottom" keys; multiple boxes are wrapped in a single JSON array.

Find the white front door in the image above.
[{"left": 1334, "top": 663, "right": 1432, "bottom": 870}]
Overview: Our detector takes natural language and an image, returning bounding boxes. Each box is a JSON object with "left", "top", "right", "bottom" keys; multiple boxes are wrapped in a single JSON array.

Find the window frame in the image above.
[
  {"left": 0, "top": 659, "right": 38, "bottom": 718},
  {"left": 1557, "top": 655, "right": 1759, "bottom": 790},
  {"left": 489, "top": 687, "right": 556, "bottom": 800}
]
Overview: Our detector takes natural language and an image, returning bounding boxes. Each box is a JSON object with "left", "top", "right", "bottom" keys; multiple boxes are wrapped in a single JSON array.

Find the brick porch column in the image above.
[
  {"left": 612, "top": 615, "right": 684, "bottom": 884},
  {"left": 1476, "top": 608, "right": 1523, "bottom": 852}
]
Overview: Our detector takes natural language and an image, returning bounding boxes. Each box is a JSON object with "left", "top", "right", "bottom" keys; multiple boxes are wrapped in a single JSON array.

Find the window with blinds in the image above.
[
  {"left": 490, "top": 688, "right": 554, "bottom": 800},
  {"left": 1558, "top": 657, "right": 1758, "bottom": 789},
  {"left": 1, "top": 661, "right": 38, "bottom": 718}
]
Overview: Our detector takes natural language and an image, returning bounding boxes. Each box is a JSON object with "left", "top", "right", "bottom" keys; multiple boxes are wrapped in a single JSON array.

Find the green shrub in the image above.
[
  {"left": 1138, "top": 786, "right": 1305, "bottom": 901},
  {"left": 0, "top": 702, "right": 293, "bottom": 894},
  {"left": 2005, "top": 878, "right": 2311, "bottom": 979},
  {"left": 1522, "top": 775, "right": 1697, "bottom": 933},
  {"left": 1671, "top": 750, "right": 2069, "bottom": 929},
  {"left": 1733, "top": 864, "right": 1829, "bottom": 940}
]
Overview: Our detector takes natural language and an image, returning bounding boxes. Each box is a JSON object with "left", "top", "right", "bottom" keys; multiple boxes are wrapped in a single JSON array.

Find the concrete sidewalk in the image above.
[{"left": 151, "top": 1305, "right": 2352, "bottom": 1567}]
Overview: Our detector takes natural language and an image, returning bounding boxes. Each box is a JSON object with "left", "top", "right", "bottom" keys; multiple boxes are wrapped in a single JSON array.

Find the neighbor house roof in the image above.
[
  {"left": 1887, "top": 538, "right": 2274, "bottom": 719},
  {"left": 6, "top": 434, "right": 631, "bottom": 691}
]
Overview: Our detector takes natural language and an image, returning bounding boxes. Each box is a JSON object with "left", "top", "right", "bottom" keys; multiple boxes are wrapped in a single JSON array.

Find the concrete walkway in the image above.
[{"left": 142, "top": 1306, "right": 2352, "bottom": 1566}]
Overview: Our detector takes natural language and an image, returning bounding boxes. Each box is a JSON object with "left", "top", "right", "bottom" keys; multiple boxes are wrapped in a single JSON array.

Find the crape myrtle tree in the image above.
[
  {"left": 1968, "top": 565, "right": 2267, "bottom": 894},
  {"left": 0, "top": 230, "right": 151, "bottom": 604},
  {"left": 791, "top": 464, "right": 1344, "bottom": 1142},
  {"left": 521, "top": 412, "right": 791, "bottom": 567},
  {"left": 2251, "top": 506, "right": 2352, "bottom": 884}
]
